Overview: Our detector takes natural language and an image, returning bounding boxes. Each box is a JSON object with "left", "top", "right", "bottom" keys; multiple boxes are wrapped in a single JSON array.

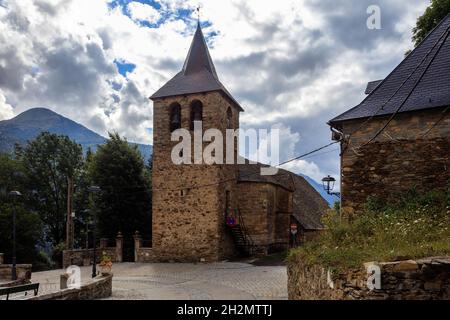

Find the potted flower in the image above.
[{"left": 99, "top": 251, "right": 113, "bottom": 276}]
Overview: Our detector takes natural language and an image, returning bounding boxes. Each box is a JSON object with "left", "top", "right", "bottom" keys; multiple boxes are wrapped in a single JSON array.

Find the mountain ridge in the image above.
[
  {"left": 0, "top": 108, "right": 152, "bottom": 160},
  {"left": 299, "top": 174, "right": 337, "bottom": 207}
]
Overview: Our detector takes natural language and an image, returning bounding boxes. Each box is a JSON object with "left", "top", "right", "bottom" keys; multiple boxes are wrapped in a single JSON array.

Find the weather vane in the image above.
[{"left": 196, "top": 5, "right": 201, "bottom": 23}]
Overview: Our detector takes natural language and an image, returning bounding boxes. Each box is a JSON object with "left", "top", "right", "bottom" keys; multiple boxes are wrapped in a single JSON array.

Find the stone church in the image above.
[{"left": 147, "top": 23, "right": 328, "bottom": 262}]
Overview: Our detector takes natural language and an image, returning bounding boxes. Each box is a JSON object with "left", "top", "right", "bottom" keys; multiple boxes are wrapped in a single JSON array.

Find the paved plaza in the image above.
[{"left": 30, "top": 262, "right": 287, "bottom": 300}]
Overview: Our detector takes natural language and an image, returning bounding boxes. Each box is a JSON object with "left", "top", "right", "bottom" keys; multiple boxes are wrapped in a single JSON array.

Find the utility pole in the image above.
[
  {"left": 66, "top": 177, "right": 74, "bottom": 250},
  {"left": 9, "top": 191, "right": 22, "bottom": 281},
  {"left": 88, "top": 186, "right": 101, "bottom": 278}
]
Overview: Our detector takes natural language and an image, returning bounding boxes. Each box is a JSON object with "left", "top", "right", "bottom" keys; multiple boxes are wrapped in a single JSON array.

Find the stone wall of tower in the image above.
[{"left": 152, "top": 91, "right": 240, "bottom": 262}]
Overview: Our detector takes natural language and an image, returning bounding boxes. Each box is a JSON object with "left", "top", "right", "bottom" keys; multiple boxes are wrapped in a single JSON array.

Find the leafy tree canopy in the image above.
[
  {"left": 89, "top": 132, "right": 151, "bottom": 240},
  {"left": 413, "top": 0, "right": 450, "bottom": 46},
  {"left": 16, "top": 132, "right": 83, "bottom": 246},
  {"left": 0, "top": 154, "right": 43, "bottom": 265}
]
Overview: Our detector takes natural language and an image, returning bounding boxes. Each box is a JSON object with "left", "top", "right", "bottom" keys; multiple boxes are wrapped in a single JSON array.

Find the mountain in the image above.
[
  {"left": 299, "top": 174, "right": 338, "bottom": 207},
  {"left": 0, "top": 108, "right": 152, "bottom": 160}
]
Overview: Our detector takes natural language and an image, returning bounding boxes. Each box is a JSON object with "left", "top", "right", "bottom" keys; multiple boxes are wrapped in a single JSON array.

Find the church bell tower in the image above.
[{"left": 150, "top": 22, "right": 244, "bottom": 262}]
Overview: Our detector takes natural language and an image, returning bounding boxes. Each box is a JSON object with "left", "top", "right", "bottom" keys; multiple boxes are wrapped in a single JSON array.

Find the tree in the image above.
[
  {"left": 89, "top": 133, "right": 151, "bottom": 240},
  {"left": 412, "top": 0, "right": 450, "bottom": 46},
  {"left": 17, "top": 132, "right": 83, "bottom": 246},
  {"left": 0, "top": 154, "right": 43, "bottom": 266}
]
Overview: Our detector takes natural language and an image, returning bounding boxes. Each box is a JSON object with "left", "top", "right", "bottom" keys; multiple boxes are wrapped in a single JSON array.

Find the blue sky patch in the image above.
[
  {"left": 114, "top": 59, "right": 136, "bottom": 77},
  {"left": 109, "top": 0, "right": 161, "bottom": 11},
  {"left": 108, "top": 0, "right": 214, "bottom": 32}
]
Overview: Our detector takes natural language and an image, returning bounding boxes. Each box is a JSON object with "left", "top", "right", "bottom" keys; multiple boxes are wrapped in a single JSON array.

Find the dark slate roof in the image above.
[
  {"left": 151, "top": 23, "right": 244, "bottom": 111},
  {"left": 237, "top": 162, "right": 295, "bottom": 191},
  {"left": 291, "top": 176, "right": 328, "bottom": 230},
  {"left": 365, "top": 80, "right": 383, "bottom": 94},
  {"left": 330, "top": 13, "right": 450, "bottom": 127},
  {"left": 237, "top": 162, "right": 328, "bottom": 230}
]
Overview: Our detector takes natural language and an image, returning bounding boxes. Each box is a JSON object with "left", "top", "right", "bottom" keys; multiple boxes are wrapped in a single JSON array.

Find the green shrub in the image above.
[
  {"left": 289, "top": 188, "right": 450, "bottom": 272},
  {"left": 33, "top": 251, "right": 54, "bottom": 271},
  {"left": 51, "top": 242, "right": 66, "bottom": 269}
]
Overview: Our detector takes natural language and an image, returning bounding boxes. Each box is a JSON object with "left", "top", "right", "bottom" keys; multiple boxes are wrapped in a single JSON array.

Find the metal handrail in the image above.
[{"left": 235, "top": 208, "right": 255, "bottom": 248}]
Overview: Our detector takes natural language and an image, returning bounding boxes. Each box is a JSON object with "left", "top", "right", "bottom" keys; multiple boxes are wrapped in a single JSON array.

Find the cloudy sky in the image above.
[{"left": 0, "top": 0, "right": 429, "bottom": 184}]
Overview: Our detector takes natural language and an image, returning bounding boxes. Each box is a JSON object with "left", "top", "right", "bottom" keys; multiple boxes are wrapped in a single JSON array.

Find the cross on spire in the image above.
[{"left": 196, "top": 5, "right": 201, "bottom": 24}]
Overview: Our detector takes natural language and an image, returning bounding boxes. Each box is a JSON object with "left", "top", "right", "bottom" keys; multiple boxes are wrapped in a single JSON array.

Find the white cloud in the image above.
[
  {"left": 0, "top": 0, "right": 430, "bottom": 179},
  {"left": 281, "top": 159, "right": 328, "bottom": 184},
  {"left": 0, "top": 89, "right": 14, "bottom": 120},
  {"left": 127, "top": 2, "right": 161, "bottom": 24}
]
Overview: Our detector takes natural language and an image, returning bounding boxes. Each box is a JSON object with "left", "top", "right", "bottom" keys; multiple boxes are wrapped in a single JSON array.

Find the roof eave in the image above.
[
  {"left": 150, "top": 89, "right": 244, "bottom": 112},
  {"left": 329, "top": 103, "right": 450, "bottom": 129}
]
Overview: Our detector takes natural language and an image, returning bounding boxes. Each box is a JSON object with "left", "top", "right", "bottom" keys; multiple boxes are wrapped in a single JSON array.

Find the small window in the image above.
[
  {"left": 190, "top": 100, "right": 203, "bottom": 130},
  {"left": 226, "top": 108, "right": 232, "bottom": 129},
  {"left": 170, "top": 103, "right": 181, "bottom": 132}
]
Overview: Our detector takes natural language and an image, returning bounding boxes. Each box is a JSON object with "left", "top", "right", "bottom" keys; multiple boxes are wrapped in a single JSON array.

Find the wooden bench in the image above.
[{"left": 0, "top": 283, "right": 39, "bottom": 300}]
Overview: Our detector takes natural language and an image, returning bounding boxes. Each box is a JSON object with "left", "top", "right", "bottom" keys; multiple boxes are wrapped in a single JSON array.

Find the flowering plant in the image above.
[{"left": 99, "top": 251, "right": 113, "bottom": 268}]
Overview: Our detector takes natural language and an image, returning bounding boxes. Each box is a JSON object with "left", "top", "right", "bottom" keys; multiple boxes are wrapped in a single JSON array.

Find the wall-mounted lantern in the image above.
[{"left": 322, "top": 175, "right": 340, "bottom": 198}]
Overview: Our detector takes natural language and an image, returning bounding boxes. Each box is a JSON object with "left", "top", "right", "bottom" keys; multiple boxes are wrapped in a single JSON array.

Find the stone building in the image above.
[
  {"left": 329, "top": 14, "right": 450, "bottom": 214},
  {"left": 148, "top": 23, "right": 328, "bottom": 262}
]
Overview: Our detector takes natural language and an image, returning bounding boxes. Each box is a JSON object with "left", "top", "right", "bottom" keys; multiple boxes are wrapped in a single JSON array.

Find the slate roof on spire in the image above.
[
  {"left": 329, "top": 13, "right": 450, "bottom": 128},
  {"left": 151, "top": 23, "right": 243, "bottom": 111}
]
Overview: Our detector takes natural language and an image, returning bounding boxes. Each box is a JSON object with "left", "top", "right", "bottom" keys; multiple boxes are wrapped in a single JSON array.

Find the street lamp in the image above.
[
  {"left": 82, "top": 209, "right": 90, "bottom": 261},
  {"left": 87, "top": 186, "right": 101, "bottom": 278},
  {"left": 8, "top": 190, "right": 22, "bottom": 281},
  {"left": 322, "top": 175, "right": 340, "bottom": 198}
]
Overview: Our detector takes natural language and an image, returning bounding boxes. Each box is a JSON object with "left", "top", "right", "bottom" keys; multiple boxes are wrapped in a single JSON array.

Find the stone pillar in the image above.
[
  {"left": 133, "top": 231, "right": 142, "bottom": 263},
  {"left": 60, "top": 273, "right": 69, "bottom": 289},
  {"left": 0, "top": 253, "right": 3, "bottom": 265},
  {"left": 100, "top": 238, "right": 108, "bottom": 249},
  {"left": 115, "top": 232, "right": 123, "bottom": 263}
]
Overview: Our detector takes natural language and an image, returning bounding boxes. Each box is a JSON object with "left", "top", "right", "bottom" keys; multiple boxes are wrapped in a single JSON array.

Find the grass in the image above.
[{"left": 289, "top": 187, "right": 450, "bottom": 272}]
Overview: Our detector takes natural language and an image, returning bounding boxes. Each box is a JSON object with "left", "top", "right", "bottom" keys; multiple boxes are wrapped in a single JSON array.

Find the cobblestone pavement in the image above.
[{"left": 30, "top": 262, "right": 287, "bottom": 300}]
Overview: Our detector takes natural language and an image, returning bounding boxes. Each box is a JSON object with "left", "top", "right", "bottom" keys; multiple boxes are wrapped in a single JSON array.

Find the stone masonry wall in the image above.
[
  {"left": 288, "top": 256, "right": 450, "bottom": 300},
  {"left": 341, "top": 107, "right": 450, "bottom": 213},
  {"left": 237, "top": 182, "right": 271, "bottom": 250},
  {"left": 152, "top": 92, "right": 240, "bottom": 262},
  {"left": 274, "top": 186, "right": 292, "bottom": 247},
  {"left": 28, "top": 274, "right": 112, "bottom": 300},
  {"left": 237, "top": 182, "right": 292, "bottom": 252},
  {"left": 62, "top": 248, "right": 117, "bottom": 269},
  {"left": 0, "top": 264, "right": 32, "bottom": 281}
]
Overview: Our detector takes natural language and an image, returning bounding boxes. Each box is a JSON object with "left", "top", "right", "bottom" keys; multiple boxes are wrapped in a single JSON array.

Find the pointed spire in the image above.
[
  {"left": 150, "top": 20, "right": 244, "bottom": 111},
  {"left": 182, "top": 23, "right": 218, "bottom": 79}
]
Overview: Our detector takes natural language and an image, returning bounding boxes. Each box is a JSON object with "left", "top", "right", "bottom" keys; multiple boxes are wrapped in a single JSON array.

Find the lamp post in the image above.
[
  {"left": 322, "top": 175, "right": 341, "bottom": 198},
  {"left": 83, "top": 209, "right": 90, "bottom": 252},
  {"left": 87, "top": 186, "right": 101, "bottom": 278},
  {"left": 9, "top": 191, "right": 22, "bottom": 281}
]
